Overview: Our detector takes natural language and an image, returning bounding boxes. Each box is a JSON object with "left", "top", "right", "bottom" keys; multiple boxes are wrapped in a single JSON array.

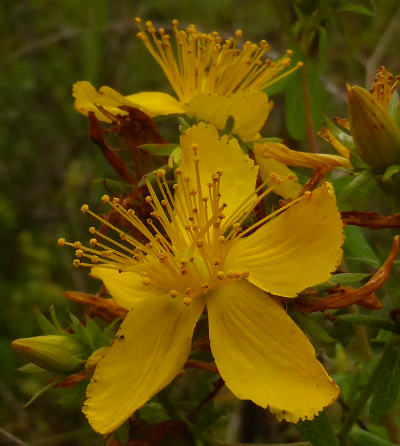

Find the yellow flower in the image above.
[
  {"left": 59, "top": 123, "right": 343, "bottom": 434},
  {"left": 73, "top": 19, "right": 302, "bottom": 141}
]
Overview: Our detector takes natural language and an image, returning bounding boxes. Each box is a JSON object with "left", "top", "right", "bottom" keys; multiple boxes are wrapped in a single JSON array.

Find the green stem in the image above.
[
  {"left": 301, "top": 57, "right": 319, "bottom": 154},
  {"left": 338, "top": 338, "right": 394, "bottom": 444}
]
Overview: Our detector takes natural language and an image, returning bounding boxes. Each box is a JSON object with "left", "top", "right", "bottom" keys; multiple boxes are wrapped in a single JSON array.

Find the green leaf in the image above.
[
  {"left": 285, "top": 57, "right": 325, "bottom": 140},
  {"left": 337, "top": 315, "right": 398, "bottom": 333},
  {"left": 370, "top": 344, "right": 400, "bottom": 422},
  {"left": 49, "top": 305, "right": 64, "bottom": 332},
  {"left": 350, "top": 427, "right": 396, "bottom": 446},
  {"left": 338, "top": 169, "right": 375, "bottom": 202},
  {"left": 343, "top": 225, "right": 380, "bottom": 267},
  {"left": 329, "top": 272, "right": 370, "bottom": 286},
  {"left": 382, "top": 164, "right": 400, "bottom": 182},
  {"left": 318, "top": 26, "right": 328, "bottom": 71},
  {"left": 295, "top": 313, "right": 336, "bottom": 343},
  {"left": 296, "top": 411, "right": 338, "bottom": 446},
  {"left": 338, "top": 4, "right": 374, "bottom": 16},
  {"left": 139, "top": 143, "right": 178, "bottom": 156},
  {"left": 115, "top": 420, "right": 130, "bottom": 445}
]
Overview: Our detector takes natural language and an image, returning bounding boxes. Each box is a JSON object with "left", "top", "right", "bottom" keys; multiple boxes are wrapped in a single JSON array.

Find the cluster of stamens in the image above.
[
  {"left": 370, "top": 66, "right": 400, "bottom": 109},
  {"left": 59, "top": 144, "right": 306, "bottom": 305},
  {"left": 134, "top": 18, "right": 303, "bottom": 104}
]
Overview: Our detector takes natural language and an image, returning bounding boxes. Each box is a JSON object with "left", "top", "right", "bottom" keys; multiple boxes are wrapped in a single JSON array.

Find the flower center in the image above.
[
  {"left": 59, "top": 145, "right": 305, "bottom": 306},
  {"left": 134, "top": 18, "right": 302, "bottom": 104}
]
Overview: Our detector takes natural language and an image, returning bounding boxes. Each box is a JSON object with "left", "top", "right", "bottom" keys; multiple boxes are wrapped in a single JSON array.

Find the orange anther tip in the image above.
[
  {"left": 297, "top": 61, "right": 304, "bottom": 67},
  {"left": 134, "top": 17, "right": 141, "bottom": 24},
  {"left": 81, "top": 204, "right": 89, "bottom": 213},
  {"left": 101, "top": 195, "right": 110, "bottom": 203},
  {"left": 89, "top": 226, "right": 96, "bottom": 234},
  {"left": 57, "top": 238, "right": 65, "bottom": 246}
]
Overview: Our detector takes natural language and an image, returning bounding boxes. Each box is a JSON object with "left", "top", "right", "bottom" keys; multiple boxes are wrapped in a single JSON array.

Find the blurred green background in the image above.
[{"left": 1, "top": 0, "right": 400, "bottom": 444}]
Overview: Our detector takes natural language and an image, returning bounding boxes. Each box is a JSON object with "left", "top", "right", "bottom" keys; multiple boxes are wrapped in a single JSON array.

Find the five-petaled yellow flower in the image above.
[
  {"left": 59, "top": 123, "right": 343, "bottom": 433},
  {"left": 73, "top": 19, "right": 302, "bottom": 141}
]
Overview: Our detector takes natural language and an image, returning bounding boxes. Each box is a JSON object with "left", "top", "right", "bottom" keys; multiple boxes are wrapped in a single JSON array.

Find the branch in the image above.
[{"left": 341, "top": 210, "right": 400, "bottom": 229}]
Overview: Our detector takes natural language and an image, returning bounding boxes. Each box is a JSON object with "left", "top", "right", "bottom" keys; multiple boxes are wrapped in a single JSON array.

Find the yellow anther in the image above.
[
  {"left": 73, "top": 241, "right": 82, "bottom": 249},
  {"left": 89, "top": 226, "right": 96, "bottom": 234},
  {"left": 134, "top": 17, "right": 141, "bottom": 24},
  {"left": 217, "top": 271, "right": 225, "bottom": 280},
  {"left": 201, "top": 282, "right": 209, "bottom": 289},
  {"left": 75, "top": 249, "right": 84, "bottom": 258},
  {"left": 81, "top": 204, "right": 89, "bottom": 213},
  {"left": 183, "top": 296, "right": 192, "bottom": 306},
  {"left": 143, "top": 277, "right": 151, "bottom": 286},
  {"left": 172, "top": 19, "right": 179, "bottom": 26},
  {"left": 57, "top": 238, "right": 65, "bottom": 246},
  {"left": 286, "top": 49, "right": 293, "bottom": 56},
  {"left": 170, "top": 290, "right": 178, "bottom": 298},
  {"left": 218, "top": 236, "right": 225, "bottom": 243},
  {"left": 91, "top": 255, "right": 99, "bottom": 264},
  {"left": 156, "top": 169, "right": 166, "bottom": 177},
  {"left": 185, "top": 288, "right": 192, "bottom": 295},
  {"left": 233, "top": 223, "right": 241, "bottom": 232},
  {"left": 191, "top": 143, "right": 199, "bottom": 152},
  {"left": 175, "top": 168, "right": 183, "bottom": 175},
  {"left": 112, "top": 197, "right": 120, "bottom": 204},
  {"left": 216, "top": 169, "right": 223, "bottom": 176},
  {"left": 235, "top": 29, "right": 243, "bottom": 38},
  {"left": 101, "top": 195, "right": 110, "bottom": 203},
  {"left": 145, "top": 20, "right": 153, "bottom": 28},
  {"left": 90, "top": 238, "right": 98, "bottom": 246},
  {"left": 73, "top": 259, "right": 81, "bottom": 268},
  {"left": 173, "top": 184, "right": 180, "bottom": 191},
  {"left": 297, "top": 61, "right": 304, "bottom": 68},
  {"left": 161, "top": 199, "right": 168, "bottom": 206},
  {"left": 196, "top": 239, "right": 204, "bottom": 248}
]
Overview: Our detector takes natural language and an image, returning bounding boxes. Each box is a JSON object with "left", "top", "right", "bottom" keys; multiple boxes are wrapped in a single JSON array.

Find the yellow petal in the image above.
[
  {"left": 179, "top": 123, "right": 258, "bottom": 223},
  {"left": 254, "top": 141, "right": 351, "bottom": 169},
  {"left": 125, "top": 91, "right": 185, "bottom": 117},
  {"left": 207, "top": 280, "right": 339, "bottom": 422},
  {"left": 254, "top": 151, "right": 303, "bottom": 199},
  {"left": 185, "top": 90, "right": 273, "bottom": 142},
  {"left": 225, "top": 183, "right": 344, "bottom": 297},
  {"left": 90, "top": 267, "right": 166, "bottom": 310},
  {"left": 73, "top": 81, "right": 183, "bottom": 123},
  {"left": 73, "top": 81, "right": 133, "bottom": 123},
  {"left": 84, "top": 294, "right": 204, "bottom": 433}
]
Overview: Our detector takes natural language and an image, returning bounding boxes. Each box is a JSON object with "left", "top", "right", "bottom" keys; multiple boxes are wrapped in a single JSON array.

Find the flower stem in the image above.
[{"left": 301, "top": 58, "right": 319, "bottom": 154}]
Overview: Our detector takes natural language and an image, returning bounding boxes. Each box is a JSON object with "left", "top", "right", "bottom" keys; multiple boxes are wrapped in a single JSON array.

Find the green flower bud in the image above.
[
  {"left": 348, "top": 85, "right": 400, "bottom": 172},
  {"left": 12, "top": 335, "right": 85, "bottom": 374}
]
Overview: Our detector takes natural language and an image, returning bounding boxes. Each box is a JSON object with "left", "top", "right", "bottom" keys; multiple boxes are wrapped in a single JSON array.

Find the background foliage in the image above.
[{"left": 2, "top": 0, "right": 400, "bottom": 445}]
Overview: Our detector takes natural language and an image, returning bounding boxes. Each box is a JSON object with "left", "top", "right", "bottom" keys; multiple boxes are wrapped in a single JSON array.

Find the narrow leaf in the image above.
[
  {"left": 350, "top": 427, "right": 396, "bottom": 446},
  {"left": 297, "top": 411, "right": 338, "bottom": 446},
  {"left": 296, "top": 313, "right": 336, "bottom": 343},
  {"left": 370, "top": 344, "right": 400, "bottom": 422},
  {"left": 337, "top": 314, "right": 398, "bottom": 332}
]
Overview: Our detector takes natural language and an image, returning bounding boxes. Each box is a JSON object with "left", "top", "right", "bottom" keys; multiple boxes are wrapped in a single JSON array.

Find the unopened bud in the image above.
[
  {"left": 348, "top": 85, "right": 400, "bottom": 172},
  {"left": 12, "top": 335, "right": 85, "bottom": 374}
]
